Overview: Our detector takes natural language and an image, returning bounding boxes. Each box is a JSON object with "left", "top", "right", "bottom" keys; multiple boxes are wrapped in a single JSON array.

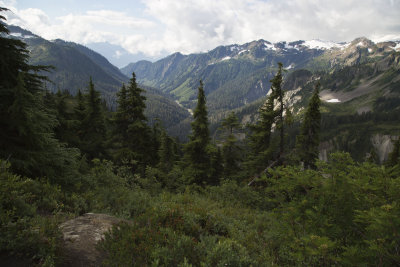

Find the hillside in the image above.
[
  {"left": 7, "top": 25, "right": 190, "bottom": 131},
  {"left": 122, "top": 38, "right": 399, "bottom": 111}
]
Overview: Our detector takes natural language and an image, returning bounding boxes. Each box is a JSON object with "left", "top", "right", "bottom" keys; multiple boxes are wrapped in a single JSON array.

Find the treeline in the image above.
[{"left": 1, "top": 8, "right": 400, "bottom": 266}]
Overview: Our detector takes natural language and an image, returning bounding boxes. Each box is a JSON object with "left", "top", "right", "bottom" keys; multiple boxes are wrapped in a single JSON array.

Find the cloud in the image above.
[
  {"left": 2, "top": 5, "right": 155, "bottom": 48},
  {"left": 2, "top": 0, "right": 400, "bottom": 58},
  {"left": 143, "top": 0, "right": 400, "bottom": 54}
]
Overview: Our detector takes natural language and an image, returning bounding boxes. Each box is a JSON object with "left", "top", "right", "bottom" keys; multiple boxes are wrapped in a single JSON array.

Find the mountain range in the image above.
[{"left": 6, "top": 23, "right": 400, "bottom": 160}]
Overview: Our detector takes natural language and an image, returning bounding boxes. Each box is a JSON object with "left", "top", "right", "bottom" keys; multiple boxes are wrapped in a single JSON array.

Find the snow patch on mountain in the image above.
[
  {"left": 326, "top": 99, "right": 341, "bottom": 103},
  {"left": 284, "top": 43, "right": 299, "bottom": 50},
  {"left": 263, "top": 42, "right": 276, "bottom": 51},
  {"left": 285, "top": 64, "right": 294, "bottom": 70},
  {"left": 221, "top": 56, "right": 231, "bottom": 61},
  {"left": 303, "top": 39, "right": 348, "bottom": 50}
]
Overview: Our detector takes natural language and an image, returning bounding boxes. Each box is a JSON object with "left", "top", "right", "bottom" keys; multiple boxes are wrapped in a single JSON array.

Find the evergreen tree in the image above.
[
  {"left": 54, "top": 90, "right": 70, "bottom": 142},
  {"left": 270, "top": 62, "right": 284, "bottom": 155},
  {"left": 209, "top": 145, "right": 223, "bottom": 184},
  {"left": 184, "top": 81, "right": 211, "bottom": 185},
  {"left": 113, "top": 72, "right": 151, "bottom": 172},
  {"left": 220, "top": 112, "right": 241, "bottom": 177},
  {"left": 0, "top": 9, "right": 78, "bottom": 183},
  {"left": 246, "top": 63, "right": 285, "bottom": 174},
  {"left": 246, "top": 86, "right": 276, "bottom": 173},
  {"left": 158, "top": 129, "right": 177, "bottom": 173},
  {"left": 114, "top": 84, "right": 129, "bottom": 143},
  {"left": 296, "top": 82, "right": 321, "bottom": 169},
  {"left": 80, "top": 77, "right": 106, "bottom": 159}
]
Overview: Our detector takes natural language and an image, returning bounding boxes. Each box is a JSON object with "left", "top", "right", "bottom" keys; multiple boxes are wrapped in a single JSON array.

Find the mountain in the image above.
[
  {"left": 7, "top": 25, "right": 190, "bottom": 132},
  {"left": 122, "top": 38, "right": 400, "bottom": 111},
  {"left": 122, "top": 37, "right": 400, "bottom": 159},
  {"left": 121, "top": 40, "right": 326, "bottom": 109}
]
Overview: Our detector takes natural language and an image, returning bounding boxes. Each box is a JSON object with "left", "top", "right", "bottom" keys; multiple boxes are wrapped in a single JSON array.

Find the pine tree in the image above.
[
  {"left": 209, "top": 145, "right": 223, "bottom": 185},
  {"left": 112, "top": 72, "right": 151, "bottom": 172},
  {"left": 80, "top": 77, "right": 106, "bottom": 159},
  {"left": 246, "top": 63, "right": 285, "bottom": 174},
  {"left": 220, "top": 112, "right": 241, "bottom": 177},
  {"left": 296, "top": 82, "right": 321, "bottom": 169},
  {"left": 114, "top": 83, "right": 129, "bottom": 142},
  {"left": 0, "top": 9, "right": 78, "bottom": 183},
  {"left": 158, "top": 128, "right": 177, "bottom": 173},
  {"left": 184, "top": 80, "right": 211, "bottom": 185},
  {"left": 270, "top": 62, "right": 284, "bottom": 155}
]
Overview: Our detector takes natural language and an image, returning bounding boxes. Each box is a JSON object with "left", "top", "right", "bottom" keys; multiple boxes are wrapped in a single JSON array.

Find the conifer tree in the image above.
[
  {"left": 158, "top": 129, "right": 176, "bottom": 173},
  {"left": 296, "top": 82, "right": 321, "bottom": 169},
  {"left": 220, "top": 112, "right": 241, "bottom": 177},
  {"left": 113, "top": 72, "right": 151, "bottom": 172},
  {"left": 246, "top": 63, "right": 285, "bottom": 174},
  {"left": 114, "top": 84, "right": 129, "bottom": 143},
  {"left": 0, "top": 9, "right": 78, "bottom": 183},
  {"left": 209, "top": 146, "right": 223, "bottom": 184},
  {"left": 184, "top": 81, "right": 211, "bottom": 184},
  {"left": 246, "top": 87, "right": 276, "bottom": 173},
  {"left": 80, "top": 77, "right": 106, "bottom": 159},
  {"left": 270, "top": 62, "right": 284, "bottom": 155}
]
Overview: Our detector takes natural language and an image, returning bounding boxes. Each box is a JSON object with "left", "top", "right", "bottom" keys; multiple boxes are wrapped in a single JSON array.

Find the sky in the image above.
[{"left": 1, "top": 0, "right": 400, "bottom": 65}]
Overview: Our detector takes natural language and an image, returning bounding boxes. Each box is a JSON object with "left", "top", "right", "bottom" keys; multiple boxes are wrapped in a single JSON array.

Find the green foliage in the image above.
[
  {"left": 296, "top": 82, "right": 321, "bottom": 169},
  {"left": 112, "top": 72, "right": 153, "bottom": 173},
  {"left": 219, "top": 112, "right": 242, "bottom": 178},
  {"left": 0, "top": 160, "right": 63, "bottom": 265},
  {"left": 79, "top": 77, "right": 107, "bottom": 159},
  {"left": 158, "top": 128, "right": 178, "bottom": 173},
  {"left": 246, "top": 63, "right": 286, "bottom": 174},
  {"left": 0, "top": 11, "right": 79, "bottom": 183},
  {"left": 388, "top": 138, "right": 400, "bottom": 167},
  {"left": 184, "top": 81, "right": 213, "bottom": 185}
]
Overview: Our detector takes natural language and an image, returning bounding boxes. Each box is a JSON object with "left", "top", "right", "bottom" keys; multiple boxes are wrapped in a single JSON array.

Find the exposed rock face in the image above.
[
  {"left": 371, "top": 134, "right": 398, "bottom": 163},
  {"left": 59, "top": 213, "right": 125, "bottom": 267},
  {"left": 319, "top": 140, "right": 336, "bottom": 162}
]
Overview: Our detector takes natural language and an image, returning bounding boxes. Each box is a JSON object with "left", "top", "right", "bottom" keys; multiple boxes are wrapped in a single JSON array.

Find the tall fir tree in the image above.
[
  {"left": 271, "top": 62, "right": 285, "bottom": 155},
  {"left": 184, "top": 81, "right": 212, "bottom": 185},
  {"left": 113, "top": 72, "right": 151, "bottom": 172},
  {"left": 296, "top": 82, "right": 321, "bottom": 169},
  {"left": 158, "top": 128, "right": 177, "bottom": 173},
  {"left": 220, "top": 112, "right": 241, "bottom": 177},
  {"left": 80, "top": 77, "right": 106, "bottom": 159},
  {"left": 246, "top": 63, "right": 285, "bottom": 174},
  {"left": 0, "top": 8, "right": 78, "bottom": 183},
  {"left": 114, "top": 83, "right": 129, "bottom": 143}
]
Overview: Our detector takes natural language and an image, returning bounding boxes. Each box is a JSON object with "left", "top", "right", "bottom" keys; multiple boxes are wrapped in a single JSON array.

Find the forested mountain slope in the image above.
[{"left": 6, "top": 25, "right": 190, "bottom": 130}]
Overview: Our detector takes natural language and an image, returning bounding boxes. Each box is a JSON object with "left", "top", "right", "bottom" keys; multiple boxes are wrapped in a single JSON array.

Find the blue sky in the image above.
[{"left": 2, "top": 0, "right": 400, "bottom": 64}]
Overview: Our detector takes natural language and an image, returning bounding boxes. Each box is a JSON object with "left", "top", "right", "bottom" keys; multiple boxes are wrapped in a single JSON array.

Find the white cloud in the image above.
[
  {"left": 1, "top": 0, "right": 400, "bottom": 59},
  {"left": 142, "top": 0, "right": 400, "bottom": 54}
]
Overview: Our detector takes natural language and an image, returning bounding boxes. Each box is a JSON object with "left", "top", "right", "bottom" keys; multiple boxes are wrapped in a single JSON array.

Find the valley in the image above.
[{"left": 1, "top": 4, "right": 400, "bottom": 266}]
